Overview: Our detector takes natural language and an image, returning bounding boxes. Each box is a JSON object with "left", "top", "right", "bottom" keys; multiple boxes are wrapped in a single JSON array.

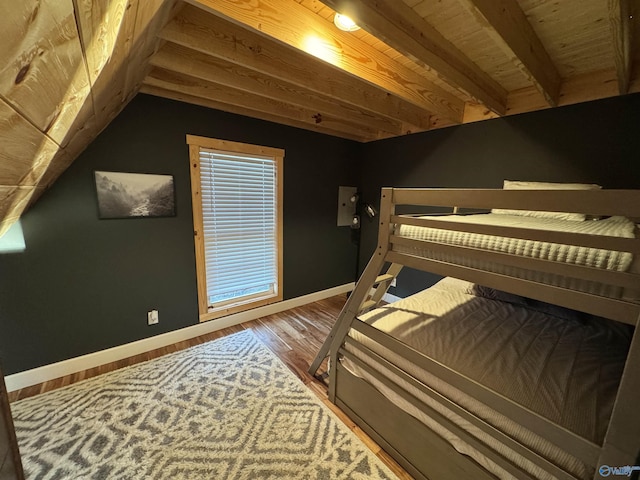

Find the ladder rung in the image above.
[
  {"left": 374, "top": 274, "right": 395, "bottom": 284},
  {"left": 360, "top": 300, "right": 376, "bottom": 311}
]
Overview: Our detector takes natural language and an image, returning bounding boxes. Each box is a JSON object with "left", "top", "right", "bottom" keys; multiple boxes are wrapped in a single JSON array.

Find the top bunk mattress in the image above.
[{"left": 394, "top": 213, "right": 639, "bottom": 299}]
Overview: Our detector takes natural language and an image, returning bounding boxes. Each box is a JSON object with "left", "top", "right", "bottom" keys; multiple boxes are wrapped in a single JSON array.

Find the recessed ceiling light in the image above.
[{"left": 334, "top": 13, "right": 360, "bottom": 32}]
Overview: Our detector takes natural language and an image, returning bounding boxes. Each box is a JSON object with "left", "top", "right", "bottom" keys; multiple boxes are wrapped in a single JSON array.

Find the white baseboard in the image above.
[
  {"left": 383, "top": 292, "right": 402, "bottom": 303},
  {"left": 5, "top": 283, "right": 355, "bottom": 392},
  {"left": 368, "top": 285, "right": 403, "bottom": 305}
]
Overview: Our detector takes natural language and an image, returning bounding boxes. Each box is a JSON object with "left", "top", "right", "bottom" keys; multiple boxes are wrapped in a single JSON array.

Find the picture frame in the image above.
[{"left": 94, "top": 171, "right": 176, "bottom": 219}]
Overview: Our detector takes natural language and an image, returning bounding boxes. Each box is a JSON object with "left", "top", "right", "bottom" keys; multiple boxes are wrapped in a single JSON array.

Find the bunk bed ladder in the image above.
[
  {"left": 360, "top": 263, "right": 403, "bottom": 312},
  {"left": 309, "top": 187, "right": 396, "bottom": 385},
  {"left": 308, "top": 261, "right": 401, "bottom": 379}
]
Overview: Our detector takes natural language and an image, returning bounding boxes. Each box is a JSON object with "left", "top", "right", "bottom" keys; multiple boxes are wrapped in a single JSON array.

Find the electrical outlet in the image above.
[
  {"left": 147, "top": 309, "right": 159, "bottom": 325},
  {"left": 391, "top": 278, "right": 397, "bottom": 288}
]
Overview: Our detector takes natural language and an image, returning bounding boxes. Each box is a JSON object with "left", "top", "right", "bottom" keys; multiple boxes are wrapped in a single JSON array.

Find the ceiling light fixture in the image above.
[{"left": 334, "top": 13, "right": 360, "bottom": 32}]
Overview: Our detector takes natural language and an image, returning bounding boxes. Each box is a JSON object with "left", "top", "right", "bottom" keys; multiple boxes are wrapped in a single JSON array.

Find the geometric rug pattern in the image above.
[{"left": 11, "top": 330, "right": 396, "bottom": 479}]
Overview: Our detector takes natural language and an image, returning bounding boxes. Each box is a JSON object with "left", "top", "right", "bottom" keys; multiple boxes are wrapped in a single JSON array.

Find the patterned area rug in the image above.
[{"left": 12, "top": 330, "right": 396, "bottom": 479}]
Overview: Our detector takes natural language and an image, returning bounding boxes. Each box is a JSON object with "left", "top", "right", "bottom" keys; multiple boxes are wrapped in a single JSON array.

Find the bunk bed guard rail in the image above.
[{"left": 310, "top": 187, "right": 640, "bottom": 480}]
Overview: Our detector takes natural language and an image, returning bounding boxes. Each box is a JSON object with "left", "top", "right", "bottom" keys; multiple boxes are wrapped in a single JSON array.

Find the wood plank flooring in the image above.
[{"left": 8, "top": 295, "right": 413, "bottom": 479}]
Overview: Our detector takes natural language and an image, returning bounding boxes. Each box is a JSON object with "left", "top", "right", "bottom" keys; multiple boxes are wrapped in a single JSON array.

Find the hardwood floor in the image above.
[{"left": 8, "top": 295, "right": 413, "bottom": 479}]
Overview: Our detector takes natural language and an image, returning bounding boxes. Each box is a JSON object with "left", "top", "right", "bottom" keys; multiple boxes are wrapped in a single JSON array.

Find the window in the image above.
[{"left": 187, "top": 135, "right": 283, "bottom": 322}]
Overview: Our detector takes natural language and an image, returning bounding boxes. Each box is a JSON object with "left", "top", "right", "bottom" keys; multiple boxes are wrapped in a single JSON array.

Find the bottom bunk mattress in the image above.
[{"left": 342, "top": 278, "right": 633, "bottom": 479}]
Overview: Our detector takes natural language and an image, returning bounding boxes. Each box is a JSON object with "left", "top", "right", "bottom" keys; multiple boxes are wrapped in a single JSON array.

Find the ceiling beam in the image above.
[
  {"left": 186, "top": 0, "right": 463, "bottom": 123},
  {"left": 608, "top": 0, "right": 633, "bottom": 94},
  {"left": 124, "top": 0, "right": 183, "bottom": 97},
  {"left": 144, "top": 67, "right": 381, "bottom": 141},
  {"left": 458, "top": 0, "right": 561, "bottom": 107},
  {"left": 160, "top": 5, "right": 431, "bottom": 132},
  {"left": 141, "top": 84, "right": 375, "bottom": 143},
  {"left": 318, "top": 0, "right": 507, "bottom": 115},
  {"left": 508, "top": 67, "right": 640, "bottom": 116},
  {"left": 151, "top": 42, "right": 404, "bottom": 136}
]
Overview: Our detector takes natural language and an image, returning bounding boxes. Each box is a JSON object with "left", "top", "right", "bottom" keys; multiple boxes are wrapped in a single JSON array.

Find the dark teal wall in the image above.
[
  {"left": 359, "top": 93, "right": 640, "bottom": 297},
  {"left": 0, "top": 94, "right": 360, "bottom": 375},
  {"left": 2, "top": 92, "right": 639, "bottom": 375}
]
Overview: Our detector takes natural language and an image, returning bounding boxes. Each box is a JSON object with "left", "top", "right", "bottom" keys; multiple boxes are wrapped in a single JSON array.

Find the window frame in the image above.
[{"left": 186, "top": 134, "right": 284, "bottom": 322}]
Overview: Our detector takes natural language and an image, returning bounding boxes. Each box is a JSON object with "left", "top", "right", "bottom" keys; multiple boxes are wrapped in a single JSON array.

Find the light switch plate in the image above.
[{"left": 147, "top": 310, "right": 159, "bottom": 325}]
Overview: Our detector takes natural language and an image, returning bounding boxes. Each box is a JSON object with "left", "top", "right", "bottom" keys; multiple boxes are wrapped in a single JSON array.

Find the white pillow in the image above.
[{"left": 492, "top": 180, "right": 602, "bottom": 221}]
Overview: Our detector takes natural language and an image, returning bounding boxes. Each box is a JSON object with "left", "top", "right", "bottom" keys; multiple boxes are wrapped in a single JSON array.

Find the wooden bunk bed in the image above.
[{"left": 309, "top": 187, "right": 640, "bottom": 480}]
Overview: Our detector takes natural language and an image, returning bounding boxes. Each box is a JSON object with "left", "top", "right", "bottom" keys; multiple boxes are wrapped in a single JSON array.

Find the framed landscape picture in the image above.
[{"left": 94, "top": 171, "right": 176, "bottom": 219}]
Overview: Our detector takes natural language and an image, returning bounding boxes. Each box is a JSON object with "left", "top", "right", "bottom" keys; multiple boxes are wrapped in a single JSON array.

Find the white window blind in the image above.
[{"left": 199, "top": 148, "right": 278, "bottom": 308}]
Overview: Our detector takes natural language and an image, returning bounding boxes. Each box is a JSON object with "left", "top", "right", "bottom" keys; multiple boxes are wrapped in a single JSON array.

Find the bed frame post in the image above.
[
  {"left": 595, "top": 315, "right": 640, "bottom": 478},
  {"left": 308, "top": 188, "right": 396, "bottom": 384}
]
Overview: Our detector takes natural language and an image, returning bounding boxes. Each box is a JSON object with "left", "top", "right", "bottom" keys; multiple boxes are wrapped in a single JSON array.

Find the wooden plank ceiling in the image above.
[{"left": 0, "top": 0, "right": 638, "bottom": 236}]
